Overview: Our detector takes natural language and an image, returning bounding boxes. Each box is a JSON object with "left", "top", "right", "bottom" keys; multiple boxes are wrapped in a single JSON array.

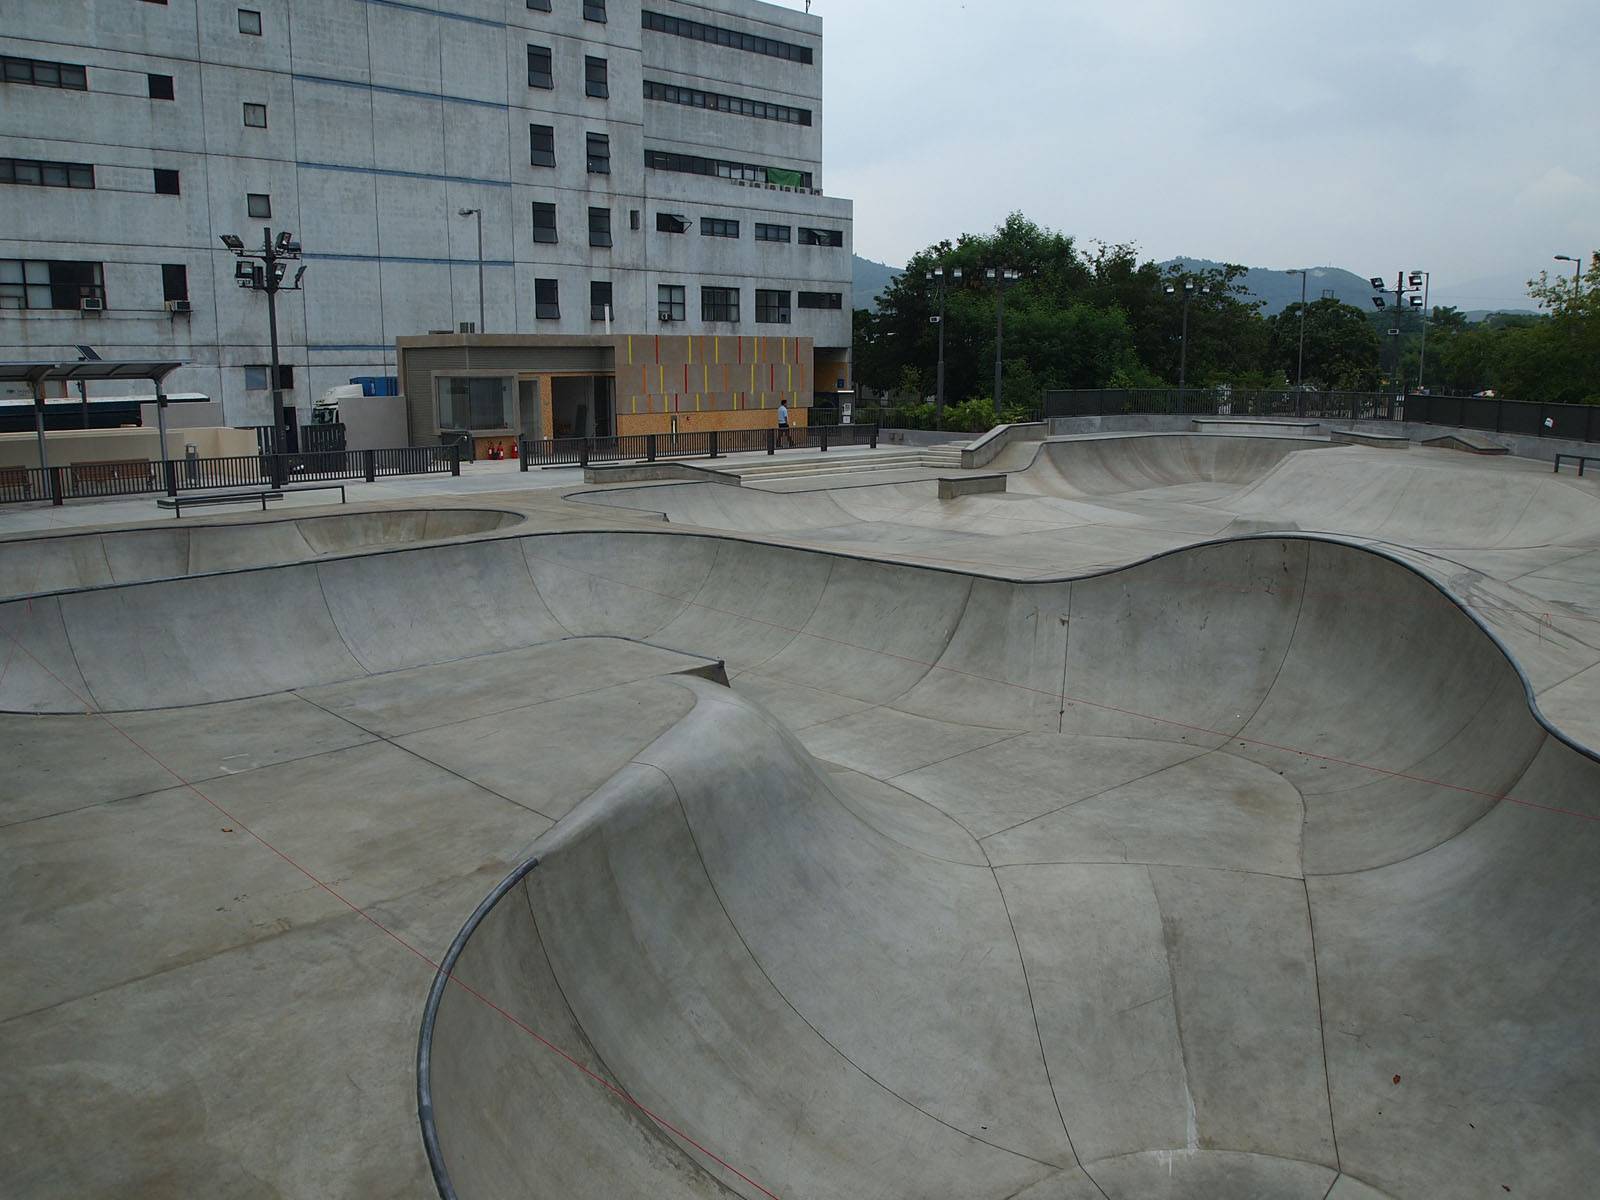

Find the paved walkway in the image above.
[{"left": 3, "top": 433, "right": 1598, "bottom": 1199}]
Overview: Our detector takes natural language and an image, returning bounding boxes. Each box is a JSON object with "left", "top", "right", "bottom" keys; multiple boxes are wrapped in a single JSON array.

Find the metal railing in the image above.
[
  {"left": 519, "top": 422, "right": 879, "bottom": 469},
  {"left": 0, "top": 444, "right": 462, "bottom": 507},
  {"left": 1040, "top": 388, "right": 1600, "bottom": 442}
]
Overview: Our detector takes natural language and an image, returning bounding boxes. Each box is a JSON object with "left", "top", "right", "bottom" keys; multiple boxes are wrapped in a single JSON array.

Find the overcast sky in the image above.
[{"left": 808, "top": 0, "right": 1598, "bottom": 310}]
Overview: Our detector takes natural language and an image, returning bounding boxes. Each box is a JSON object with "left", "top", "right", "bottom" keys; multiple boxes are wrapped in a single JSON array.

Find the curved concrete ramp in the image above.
[
  {"left": 0, "top": 508, "right": 522, "bottom": 600},
  {"left": 342, "top": 531, "right": 1600, "bottom": 1200},
  {"left": 1016, "top": 433, "right": 1331, "bottom": 497}
]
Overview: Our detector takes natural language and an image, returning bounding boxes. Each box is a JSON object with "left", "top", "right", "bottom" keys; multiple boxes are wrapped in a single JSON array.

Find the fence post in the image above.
[
  {"left": 767, "top": 428, "right": 775, "bottom": 455},
  {"left": 647, "top": 433, "right": 657, "bottom": 462},
  {"left": 580, "top": 439, "right": 590, "bottom": 468},
  {"left": 870, "top": 421, "right": 878, "bottom": 450},
  {"left": 451, "top": 443, "right": 461, "bottom": 476},
  {"left": 163, "top": 458, "right": 178, "bottom": 497},
  {"left": 364, "top": 449, "right": 376, "bottom": 482},
  {"left": 820, "top": 427, "right": 829, "bottom": 452},
  {"left": 49, "top": 466, "right": 65, "bottom": 506},
  {"left": 709, "top": 430, "right": 719, "bottom": 460}
]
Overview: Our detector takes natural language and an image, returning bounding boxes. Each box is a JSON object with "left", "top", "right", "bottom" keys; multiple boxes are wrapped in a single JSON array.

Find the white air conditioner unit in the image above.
[
  {"left": 165, "top": 299, "right": 192, "bottom": 313},
  {"left": 780, "top": 185, "right": 794, "bottom": 192},
  {"left": 736, "top": 179, "right": 748, "bottom": 186},
  {"left": 765, "top": 183, "right": 777, "bottom": 190},
  {"left": 80, "top": 296, "right": 104, "bottom": 312}
]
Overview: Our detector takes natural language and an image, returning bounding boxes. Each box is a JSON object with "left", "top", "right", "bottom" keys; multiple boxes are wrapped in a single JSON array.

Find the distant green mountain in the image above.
[
  {"left": 852, "top": 254, "right": 901, "bottom": 311},
  {"left": 855, "top": 252, "right": 1533, "bottom": 319},
  {"left": 1160, "top": 258, "right": 1378, "bottom": 314}
]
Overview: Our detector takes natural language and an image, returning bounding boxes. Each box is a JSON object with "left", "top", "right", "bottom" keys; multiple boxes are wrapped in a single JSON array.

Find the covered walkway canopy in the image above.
[{"left": 0, "top": 359, "right": 186, "bottom": 470}]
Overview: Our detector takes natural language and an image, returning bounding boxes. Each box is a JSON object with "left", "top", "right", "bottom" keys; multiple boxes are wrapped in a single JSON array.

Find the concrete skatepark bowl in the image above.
[{"left": 4, "top": 434, "right": 1600, "bottom": 1199}]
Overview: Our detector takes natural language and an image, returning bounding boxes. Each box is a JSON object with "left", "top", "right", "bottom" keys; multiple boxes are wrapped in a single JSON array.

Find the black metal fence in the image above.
[
  {"left": 1041, "top": 389, "right": 1409, "bottom": 422},
  {"left": 519, "top": 422, "right": 879, "bottom": 469},
  {"left": 0, "top": 445, "right": 462, "bottom": 507}
]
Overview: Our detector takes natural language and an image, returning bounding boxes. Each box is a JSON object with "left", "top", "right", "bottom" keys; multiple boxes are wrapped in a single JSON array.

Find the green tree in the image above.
[{"left": 1266, "top": 298, "right": 1382, "bottom": 390}]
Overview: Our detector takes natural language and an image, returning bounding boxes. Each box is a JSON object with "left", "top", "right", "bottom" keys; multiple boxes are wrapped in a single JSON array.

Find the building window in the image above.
[
  {"left": 238, "top": 9, "right": 262, "bottom": 34},
  {"left": 797, "top": 291, "right": 843, "bottom": 310},
  {"left": 700, "top": 217, "right": 739, "bottom": 239},
  {"left": 148, "top": 74, "right": 175, "bottom": 100},
  {"left": 435, "top": 376, "right": 511, "bottom": 431},
  {"left": 534, "top": 278, "right": 560, "bottom": 319},
  {"left": 0, "top": 259, "right": 104, "bottom": 310},
  {"left": 590, "top": 281, "right": 613, "bottom": 321},
  {"left": 532, "top": 201, "right": 557, "bottom": 243},
  {"left": 1, "top": 158, "right": 95, "bottom": 189},
  {"left": 527, "top": 45, "right": 552, "bottom": 90},
  {"left": 756, "top": 289, "right": 790, "bottom": 324},
  {"left": 658, "top": 284, "right": 685, "bottom": 322},
  {"left": 247, "top": 193, "right": 271, "bottom": 217},
  {"left": 701, "top": 286, "right": 739, "bottom": 323},
  {"left": 644, "top": 149, "right": 811, "bottom": 190},
  {"left": 586, "top": 132, "right": 610, "bottom": 174},
  {"left": 584, "top": 0, "right": 606, "bottom": 22},
  {"left": 641, "top": 10, "right": 813, "bottom": 64},
  {"left": 656, "top": 212, "right": 690, "bottom": 234},
  {"left": 527, "top": 0, "right": 551, "bottom": 9},
  {"left": 643, "top": 81, "right": 810, "bottom": 126},
  {"left": 798, "top": 226, "right": 844, "bottom": 247},
  {"left": 243, "top": 102, "right": 267, "bottom": 127},
  {"left": 244, "top": 364, "right": 293, "bottom": 390},
  {"left": 588, "top": 207, "right": 612, "bottom": 248},
  {"left": 629, "top": 209, "right": 640, "bottom": 230},
  {"left": 162, "top": 264, "right": 189, "bottom": 303},
  {"left": 153, "top": 168, "right": 180, "bottom": 195},
  {"left": 755, "top": 223, "right": 791, "bottom": 243},
  {"left": 529, "top": 123, "right": 555, "bottom": 167},
  {"left": 585, "top": 56, "right": 608, "bottom": 98},
  {"left": 1, "top": 56, "right": 89, "bottom": 91}
]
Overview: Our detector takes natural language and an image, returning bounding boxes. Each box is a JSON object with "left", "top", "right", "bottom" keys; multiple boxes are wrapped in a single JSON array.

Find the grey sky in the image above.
[{"left": 810, "top": 1, "right": 1598, "bottom": 310}]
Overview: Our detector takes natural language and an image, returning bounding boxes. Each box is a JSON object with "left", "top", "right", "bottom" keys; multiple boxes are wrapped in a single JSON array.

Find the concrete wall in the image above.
[{"left": 0, "top": 424, "right": 257, "bottom": 470}]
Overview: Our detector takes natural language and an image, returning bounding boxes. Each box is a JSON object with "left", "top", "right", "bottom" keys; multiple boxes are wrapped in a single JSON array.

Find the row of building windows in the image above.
[
  {"left": 0, "top": 259, "right": 191, "bottom": 310},
  {"left": 644, "top": 149, "right": 813, "bottom": 191},
  {"left": 641, "top": 10, "right": 813, "bottom": 64},
  {"left": 529, "top": 281, "right": 843, "bottom": 324},
  {"left": 1, "top": 158, "right": 95, "bottom": 189},
  {"left": 643, "top": 80, "right": 811, "bottom": 126},
  {"left": 526, "top": 0, "right": 606, "bottom": 17},
  {"left": 2, "top": 56, "right": 88, "bottom": 90},
  {"left": 533, "top": 204, "right": 840, "bottom": 251}
]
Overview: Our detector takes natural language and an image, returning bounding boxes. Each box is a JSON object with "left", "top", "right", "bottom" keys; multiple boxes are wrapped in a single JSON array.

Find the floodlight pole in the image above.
[
  {"left": 1285, "top": 269, "right": 1307, "bottom": 389},
  {"left": 925, "top": 266, "right": 961, "bottom": 428},
  {"left": 222, "top": 227, "right": 305, "bottom": 481},
  {"left": 459, "top": 207, "right": 484, "bottom": 332},
  {"left": 986, "top": 267, "right": 1021, "bottom": 414}
]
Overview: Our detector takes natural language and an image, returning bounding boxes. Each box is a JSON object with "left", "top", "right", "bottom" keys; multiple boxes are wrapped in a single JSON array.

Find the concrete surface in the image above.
[{"left": 3, "top": 432, "right": 1600, "bottom": 1199}]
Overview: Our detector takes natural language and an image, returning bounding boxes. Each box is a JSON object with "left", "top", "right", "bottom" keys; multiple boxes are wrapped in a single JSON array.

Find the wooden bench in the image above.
[
  {"left": 1554, "top": 453, "right": 1600, "bottom": 477},
  {"left": 0, "top": 465, "right": 31, "bottom": 498},
  {"left": 70, "top": 458, "right": 154, "bottom": 490},
  {"left": 155, "top": 482, "right": 347, "bottom": 518}
]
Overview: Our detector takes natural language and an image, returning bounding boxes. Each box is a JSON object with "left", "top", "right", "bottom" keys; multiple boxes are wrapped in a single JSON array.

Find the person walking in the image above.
[{"left": 777, "top": 400, "right": 794, "bottom": 448}]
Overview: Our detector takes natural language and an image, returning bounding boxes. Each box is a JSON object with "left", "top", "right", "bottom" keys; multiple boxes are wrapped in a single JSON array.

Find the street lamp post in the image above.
[
  {"left": 459, "top": 207, "right": 484, "bottom": 332},
  {"left": 986, "top": 267, "right": 1021, "bottom": 415},
  {"left": 925, "top": 266, "right": 961, "bottom": 428},
  {"left": 221, "top": 228, "right": 305, "bottom": 482},
  {"left": 1164, "top": 279, "right": 1209, "bottom": 399},
  {"left": 1555, "top": 254, "right": 1583, "bottom": 302},
  {"left": 1285, "top": 269, "right": 1308, "bottom": 392}
]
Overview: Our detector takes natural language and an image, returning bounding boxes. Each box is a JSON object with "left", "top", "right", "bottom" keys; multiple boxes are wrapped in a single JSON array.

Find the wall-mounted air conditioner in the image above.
[
  {"left": 659, "top": 311, "right": 674, "bottom": 322},
  {"left": 165, "top": 299, "right": 192, "bottom": 313},
  {"left": 80, "top": 296, "right": 104, "bottom": 312}
]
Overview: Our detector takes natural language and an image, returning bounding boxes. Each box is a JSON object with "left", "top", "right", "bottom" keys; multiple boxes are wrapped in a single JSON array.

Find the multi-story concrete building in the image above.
[{"left": 1, "top": 0, "right": 851, "bottom": 445}]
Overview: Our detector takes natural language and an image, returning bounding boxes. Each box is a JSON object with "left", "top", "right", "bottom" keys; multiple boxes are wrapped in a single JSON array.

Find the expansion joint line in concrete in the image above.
[
  {"left": 991, "top": 867, "right": 1113, "bottom": 1200},
  {"left": 1302, "top": 877, "right": 1343, "bottom": 1176}
]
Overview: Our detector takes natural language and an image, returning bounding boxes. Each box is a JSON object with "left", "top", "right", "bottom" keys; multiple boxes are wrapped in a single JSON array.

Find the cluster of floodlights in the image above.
[
  {"left": 1370, "top": 271, "right": 1428, "bottom": 310},
  {"left": 220, "top": 230, "right": 305, "bottom": 292}
]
